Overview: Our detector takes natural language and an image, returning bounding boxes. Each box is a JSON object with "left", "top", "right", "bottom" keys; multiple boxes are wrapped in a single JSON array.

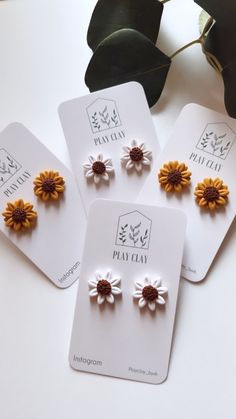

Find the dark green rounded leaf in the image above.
[
  {"left": 194, "top": 0, "right": 235, "bottom": 26},
  {"left": 204, "top": 23, "right": 236, "bottom": 68},
  {"left": 85, "top": 29, "right": 171, "bottom": 108},
  {"left": 196, "top": 0, "right": 236, "bottom": 117},
  {"left": 222, "top": 58, "right": 236, "bottom": 118},
  {"left": 87, "top": 0, "right": 163, "bottom": 51}
]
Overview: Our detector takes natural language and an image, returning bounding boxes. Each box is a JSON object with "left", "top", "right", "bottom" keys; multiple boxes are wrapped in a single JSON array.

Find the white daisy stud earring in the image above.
[
  {"left": 88, "top": 271, "right": 122, "bottom": 305},
  {"left": 121, "top": 140, "right": 152, "bottom": 172},
  {"left": 83, "top": 153, "right": 114, "bottom": 184},
  {"left": 132, "top": 276, "right": 168, "bottom": 311}
]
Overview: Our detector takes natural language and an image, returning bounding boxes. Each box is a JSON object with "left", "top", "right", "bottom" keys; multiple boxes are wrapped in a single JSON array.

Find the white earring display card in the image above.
[
  {"left": 69, "top": 200, "right": 186, "bottom": 384},
  {"left": 58, "top": 82, "right": 160, "bottom": 214},
  {"left": 0, "top": 123, "right": 86, "bottom": 288},
  {"left": 138, "top": 104, "right": 236, "bottom": 282}
]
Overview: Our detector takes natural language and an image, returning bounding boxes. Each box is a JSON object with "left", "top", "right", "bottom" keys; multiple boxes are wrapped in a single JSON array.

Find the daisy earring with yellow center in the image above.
[
  {"left": 121, "top": 140, "right": 152, "bottom": 172},
  {"left": 83, "top": 154, "right": 114, "bottom": 184},
  {"left": 158, "top": 161, "right": 191, "bottom": 192},
  {"left": 33, "top": 170, "right": 65, "bottom": 201}
]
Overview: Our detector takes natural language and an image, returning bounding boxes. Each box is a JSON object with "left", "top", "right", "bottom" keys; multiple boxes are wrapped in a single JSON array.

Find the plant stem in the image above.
[{"left": 170, "top": 38, "right": 202, "bottom": 59}]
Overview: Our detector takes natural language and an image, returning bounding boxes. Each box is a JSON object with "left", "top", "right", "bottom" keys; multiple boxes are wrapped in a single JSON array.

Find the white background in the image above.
[{"left": 0, "top": 1, "right": 235, "bottom": 418}]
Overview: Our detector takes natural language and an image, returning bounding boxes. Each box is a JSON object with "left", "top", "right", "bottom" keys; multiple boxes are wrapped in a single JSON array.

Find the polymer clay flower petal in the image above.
[
  {"left": 83, "top": 154, "right": 114, "bottom": 184},
  {"left": 106, "top": 294, "right": 114, "bottom": 304},
  {"left": 102, "top": 172, "right": 109, "bottom": 181},
  {"left": 89, "top": 288, "right": 98, "bottom": 297},
  {"left": 121, "top": 140, "right": 152, "bottom": 172},
  {"left": 138, "top": 297, "right": 147, "bottom": 308},
  {"left": 157, "top": 286, "right": 168, "bottom": 295},
  {"left": 110, "top": 277, "right": 120, "bottom": 286},
  {"left": 88, "top": 271, "right": 122, "bottom": 305},
  {"left": 194, "top": 177, "right": 229, "bottom": 210},
  {"left": 133, "top": 276, "right": 168, "bottom": 312},
  {"left": 133, "top": 290, "right": 143, "bottom": 298},
  {"left": 156, "top": 296, "right": 166, "bottom": 305},
  {"left": 148, "top": 302, "right": 156, "bottom": 311},
  {"left": 158, "top": 161, "right": 191, "bottom": 192},
  {"left": 2, "top": 199, "right": 37, "bottom": 232},
  {"left": 152, "top": 278, "right": 161, "bottom": 288},
  {"left": 88, "top": 279, "right": 98, "bottom": 287},
  {"left": 126, "top": 160, "right": 134, "bottom": 169},
  {"left": 97, "top": 294, "right": 105, "bottom": 305},
  {"left": 135, "top": 281, "right": 144, "bottom": 290},
  {"left": 135, "top": 163, "right": 142, "bottom": 172},
  {"left": 94, "top": 174, "right": 101, "bottom": 184},
  {"left": 33, "top": 170, "right": 65, "bottom": 201},
  {"left": 111, "top": 286, "right": 122, "bottom": 295}
]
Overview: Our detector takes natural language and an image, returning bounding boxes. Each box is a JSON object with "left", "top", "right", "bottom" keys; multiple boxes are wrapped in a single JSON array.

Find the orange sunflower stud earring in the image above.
[
  {"left": 2, "top": 199, "right": 37, "bottom": 232},
  {"left": 158, "top": 161, "right": 191, "bottom": 192},
  {"left": 194, "top": 178, "right": 229, "bottom": 210},
  {"left": 33, "top": 170, "right": 65, "bottom": 201}
]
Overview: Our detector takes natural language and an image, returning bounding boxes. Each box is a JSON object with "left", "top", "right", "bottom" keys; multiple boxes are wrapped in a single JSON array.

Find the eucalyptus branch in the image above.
[
  {"left": 170, "top": 38, "right": 202, "bottom": 59},
  {"left": 202, "top": 48, "right": 223, "bottom": 73},
  {"left": 170, "top": 16, "right": 215, "bottom": 60}
]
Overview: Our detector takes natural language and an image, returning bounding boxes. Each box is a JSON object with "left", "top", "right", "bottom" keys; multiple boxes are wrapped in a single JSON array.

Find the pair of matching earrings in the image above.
[
  {"left": 158, "top": 161, "right": 229, "bottom": 211},
  {"left": 88, "top": 270, "right": 168, "bottom": 312},
  {"left": 83, "top": 140, "right": 152, "bottom": 184},
  {"left": 2, "top": 170, "right": 65, "bottom": 232}
]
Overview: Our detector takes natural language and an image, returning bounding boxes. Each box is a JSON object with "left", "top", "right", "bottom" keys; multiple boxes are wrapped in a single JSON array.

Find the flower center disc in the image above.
[
  {"left": 167, "top": 169, "right": 182, "bottom": 185},
  {"left": 42, "top": 178, "right": 56, "bottom": 193},
  {"left": 129, "top": 147, "right": 143, "bottom": 162},
  {"left": 203, "top": 186, "right": 219, "bottom": 202},
  {"left": 142, "top": 285, "right": 158, "bottom": 302},
  {"left": 92, "top": 161, "right": 106, "bottom": 175},
  {"left": 97, "top": 279, "right": 112, "bottom": 296},
  {"left": 12, "top": 208, "right": 26, "bottom": 223}
]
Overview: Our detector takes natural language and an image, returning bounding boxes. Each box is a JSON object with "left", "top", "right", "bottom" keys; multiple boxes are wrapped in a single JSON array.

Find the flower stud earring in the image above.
[
  {"left": 83, "top": 154, "right": 114, "bottom": 184},
  {"left": 2, "top": 199, "right": 37, "bottom": 232},
  {"left": 88, "top": 271, "right": 122, "bottom": 305},
  {"left": 158, "top": 161, "right": 191, "bottom": 192},
  {"left": 121, "top": 140, "right": 152, "bottom": 172},
  {"left": 132, "top": 276, "right": 168, "bottom": 311},
  {"left": 194, "top": 178, "right": 229, "bottom": 210},
  {"left": 33, "top": 170, "right": 65, "bottom": 201}
]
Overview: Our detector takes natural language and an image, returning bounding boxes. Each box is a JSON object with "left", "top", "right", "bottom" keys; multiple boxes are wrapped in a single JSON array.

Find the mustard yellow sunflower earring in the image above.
[
  {"left": 33, "top": 170, "right": 65, "bottom": 201},
  {"left": 194, "top": 178, "right": 229, "bottom": 210},
  {"left": 2, "top": 199, "right": 37, "bottom": 232},
  {"left": 158, "top": 161, "right": 191, "bottom": 192}
]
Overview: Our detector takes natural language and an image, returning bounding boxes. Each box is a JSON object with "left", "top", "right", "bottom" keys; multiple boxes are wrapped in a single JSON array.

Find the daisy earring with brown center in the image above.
[
  {"left": 88, "top": 271, "right": 122, "bottom": 305},
  {"left": 33, "top": 170, "right": 65, "bottom": 201},
  {"left": 83, "top": 154, "right": 114, "bottom": 184},
  {"left": 194, "top": 178, "right": 229, "bottom": 211},
  {"left": 2, "top": 199, "right": 37, "bottom": 232},
  {"left": 121, "top": 140, "right": 152, "bottom": 172},
  {"left": 158, "top": 161, "right": 191, "bottom": 192},
  {"left": 132, "top": 276, "right": 168, "bottom": 311}
]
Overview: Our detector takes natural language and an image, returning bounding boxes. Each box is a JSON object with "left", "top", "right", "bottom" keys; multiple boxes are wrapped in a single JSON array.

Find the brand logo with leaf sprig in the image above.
[
  {"left": 0, "top": 149, "right": 22, "bottom": 189},
  {"left": 86, "top": 98, "right": 122, "bottom": 133},
  {"left": 196, "top": 122, "right": 236, "bottom": 160},
  {"left": 115, "top": 210, "right": 152, "bottom": 249}
]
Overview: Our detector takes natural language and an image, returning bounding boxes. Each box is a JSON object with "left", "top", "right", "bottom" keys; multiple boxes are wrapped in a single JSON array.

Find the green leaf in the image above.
[
  {"left": 222, "top": 58, "right": 236, "bottom": 118},
  {"left": 85, "top": 29, "right": 171, "bottom": 108},
  {"left": 87, "top": 0, "right": 163, "bottom": 51},
  {"left": 194, "top": 0, "right": 235, "bottom": 26},
  {"left": 195, "top": 0, "right": 236, "bottom": 117}
]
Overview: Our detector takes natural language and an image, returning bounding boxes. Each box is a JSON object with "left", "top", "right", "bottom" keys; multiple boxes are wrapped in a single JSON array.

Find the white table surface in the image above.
[{"left": 0, "top": 1, "right": 235, "bottom": 418}]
